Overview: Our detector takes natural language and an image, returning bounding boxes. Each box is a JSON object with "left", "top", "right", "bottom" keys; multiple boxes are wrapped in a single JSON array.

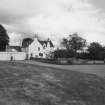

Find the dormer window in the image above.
[
  {"left": 43, "top": 44, "right": 46, "bottom": 49},
  {"left": 47, "top": 42, "right": 50, "bottom": 47}
]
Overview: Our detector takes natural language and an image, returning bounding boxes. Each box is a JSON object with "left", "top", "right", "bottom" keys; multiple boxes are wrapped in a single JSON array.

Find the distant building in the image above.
[
  {"left": 6, "top": 46, "right": 22, "bottom": 52},
  {"left": 22, "top": 37, "right": 54, "bottom": 59}
]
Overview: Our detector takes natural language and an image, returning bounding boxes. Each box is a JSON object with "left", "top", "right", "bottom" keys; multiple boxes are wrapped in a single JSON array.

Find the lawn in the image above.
[{"left": 0, "top": 62, "right": 105, "bottom": 105}]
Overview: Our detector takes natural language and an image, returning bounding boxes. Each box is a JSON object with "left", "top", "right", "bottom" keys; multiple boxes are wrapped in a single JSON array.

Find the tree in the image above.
[
  {"left": 61, "top": 33, "right": 86, "bottom": 57},
  {"left": 0, "top": 24, "right": 9, "bottom": 51},
  {"left": 22, "top": 38, "right": 33, "bottom": 48},
  {"left": 87, "top": 42, "right": 105, "bottom": 60}
]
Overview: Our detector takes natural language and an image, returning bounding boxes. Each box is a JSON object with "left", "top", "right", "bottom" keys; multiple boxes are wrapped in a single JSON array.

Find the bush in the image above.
[
  {"left": 54, "top": 49, "right": 74, "bottom": 59},
  {"left": 31, "top": 57, "right": 58, "bottom": 64},
  {"left": 30, "top": 57, "right": 73, "bottom": 65}
]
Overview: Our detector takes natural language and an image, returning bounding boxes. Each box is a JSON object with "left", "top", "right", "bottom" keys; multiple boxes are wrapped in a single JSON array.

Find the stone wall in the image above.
[{"left": 0, "top": 52, "right": 26, "bottom": 61}]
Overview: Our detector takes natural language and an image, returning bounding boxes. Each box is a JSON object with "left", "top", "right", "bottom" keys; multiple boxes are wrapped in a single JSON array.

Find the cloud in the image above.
[{"left": 0, "top": 0, "right": 105, "bottom": 46}]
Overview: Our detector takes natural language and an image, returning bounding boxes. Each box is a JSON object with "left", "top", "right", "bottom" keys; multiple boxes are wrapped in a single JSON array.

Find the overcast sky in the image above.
[{"left": 0, "top": 0, "right": 105, "bottom": 46}]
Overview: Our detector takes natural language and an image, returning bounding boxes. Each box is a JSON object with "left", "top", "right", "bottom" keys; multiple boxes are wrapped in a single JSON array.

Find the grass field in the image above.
[{"left": 0, "top": 61, "right": 105, "bottom": 105}]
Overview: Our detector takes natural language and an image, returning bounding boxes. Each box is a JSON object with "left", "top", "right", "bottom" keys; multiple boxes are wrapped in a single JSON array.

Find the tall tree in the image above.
[
  {"left": 0, "top": 24, "right": 9, "bottom": 51},
  {"left": 22, "top": 38, "right": 33, "bottom": 48},
  {"left": 61, "top": 33, "right": 86, "bottom": 57}
]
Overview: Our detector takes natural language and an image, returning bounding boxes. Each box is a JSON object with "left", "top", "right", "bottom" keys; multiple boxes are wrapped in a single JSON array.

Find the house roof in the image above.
[
  {"left": 38, "top": 40, "right": 54, "bottom": 47},
  {"left": 7, "top": 46, "right": 22, "bottom": 52},
  {"left": 22, "top": 37, "right": 54, "bottom": 48}
]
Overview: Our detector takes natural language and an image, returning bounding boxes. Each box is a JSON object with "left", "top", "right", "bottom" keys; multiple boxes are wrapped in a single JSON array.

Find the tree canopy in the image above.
[
  {"left": 0, "top": 24, "right": 9, "bottom": 51},
  {"left": 22, "top": 38, "right": 33, "bottom": 48},
  {"left": 87, "top": 42, "right": 105, "bottom": 60},
  {"left": 61, "top": 33, "right": 86, "bottom": 57}
]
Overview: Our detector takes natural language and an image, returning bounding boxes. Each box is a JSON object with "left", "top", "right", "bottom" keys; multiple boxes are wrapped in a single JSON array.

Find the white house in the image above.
[{"left": 22, "top": 37, "right": 54, "bottom": 59}]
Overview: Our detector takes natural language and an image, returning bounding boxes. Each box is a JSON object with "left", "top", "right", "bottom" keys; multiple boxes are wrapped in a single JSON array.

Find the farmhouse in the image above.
[
  {"left": 0, "top": 27, "right": 54, "bottom": 60},
  {"left": 22, "top": 37, "right": 54, "bottom": 59}
]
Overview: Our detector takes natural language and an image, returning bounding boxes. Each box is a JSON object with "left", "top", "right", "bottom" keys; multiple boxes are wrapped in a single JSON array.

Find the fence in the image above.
[{"left": 0, "top": 52, "right": 26, "bottom": 61}]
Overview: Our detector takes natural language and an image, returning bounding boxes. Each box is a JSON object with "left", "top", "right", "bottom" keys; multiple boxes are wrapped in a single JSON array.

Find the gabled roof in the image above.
[
  {"left": 22, "top": 37, "right": 54, "bottom": 48},
  {"left": 38, "top": 40, "right": 54, "bottom": 47},
  {"left": 49, "top": 40, "right": 54, "bottom": 47},
  {"left": 38, "top": 40, "right": 47, "bottom": 46}
]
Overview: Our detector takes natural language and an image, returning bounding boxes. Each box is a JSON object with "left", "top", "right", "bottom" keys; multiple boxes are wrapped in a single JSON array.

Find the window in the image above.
[
  {"left": 38, "top": 47, "right": 40, "bottom": 51},
  {"left": 43, "top": 44, "right": 46, "bottom": 49},
  {"left": 39, "top": 53, "right": 43, "bottom": 57}
]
